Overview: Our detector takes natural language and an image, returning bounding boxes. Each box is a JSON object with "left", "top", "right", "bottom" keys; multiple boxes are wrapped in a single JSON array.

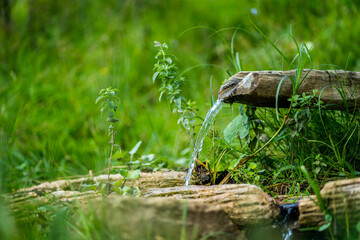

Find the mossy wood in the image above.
[{"left": 219, "top": 69, "right": 360, "bottom": 110}]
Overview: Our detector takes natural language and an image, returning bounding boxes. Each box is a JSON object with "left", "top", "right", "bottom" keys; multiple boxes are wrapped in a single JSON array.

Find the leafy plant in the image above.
[
  {"left": 95, "top": 87, "right": 120, "bottom": 193},
  {"left": 311, "top": 154, "right": 327, "bottom": 177},
  {"left": 94, "top": 92, "right": 144, "bottom": 196},
  {"left": 153, "top": 41, "right": 200, "bottom": 140},
  {"left": 232, "top": 161, "right": 264, "bottom": 185},
  {"left": 223, "top": 107, "right": 249, "bottom": 144},
  {"left": 112, "top": 169, "right": 141, "bottom": 196}
]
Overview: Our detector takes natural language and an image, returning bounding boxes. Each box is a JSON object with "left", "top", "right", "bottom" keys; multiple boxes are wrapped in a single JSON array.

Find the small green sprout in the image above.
[{"left": 96, "top": 87, "right": 120, "bottom": 194}]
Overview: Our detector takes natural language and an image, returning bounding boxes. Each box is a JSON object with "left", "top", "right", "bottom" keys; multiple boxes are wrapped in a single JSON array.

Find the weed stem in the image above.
[{"left": 107, "top": 128, "right": 115, "bottom": 195}]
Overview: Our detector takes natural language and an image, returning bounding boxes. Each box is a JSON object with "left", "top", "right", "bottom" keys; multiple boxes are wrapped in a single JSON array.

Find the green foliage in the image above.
[
  {"left": 95, "top": 88, "right": 142, "bottom": 195},
  {"left": 223, "top": 110, "right": 249, "bottom": 144},
  {"left": 232, "top": 162, "right": 264, "bottom": 184},
  {"left": 153, "top": 41, "right": 199, "bottom": 135},
  {"left": 112, "top": 169, "right": 141, "bottom": 196},
  {"left": 1, "top": 1, "right": 360, "bottom": 239},
  {"left": 96, "top": 87, "right": 120, "bottom": 193},
  {"left": 96, "top": 87, "right": 120, "bottom": 126},
  {"left": 288, "top": 89, "right": 324, "bottom": 109},
  {"left": 0, "top": 200, "right": 17, "bottom": 240}
]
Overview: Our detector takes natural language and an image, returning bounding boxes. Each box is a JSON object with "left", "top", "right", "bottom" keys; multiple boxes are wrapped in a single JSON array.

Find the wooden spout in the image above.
[{"left": 218, "top": 69, "right": 360, "bottom": 110}]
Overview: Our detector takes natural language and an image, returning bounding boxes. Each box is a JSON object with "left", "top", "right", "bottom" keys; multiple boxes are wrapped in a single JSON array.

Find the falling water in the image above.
[
  {"left": 279, "top": 203, "right": 297, "bottom": 240},
  {"left": 184, "top": 99, "right": 224, "bottom": 186}
]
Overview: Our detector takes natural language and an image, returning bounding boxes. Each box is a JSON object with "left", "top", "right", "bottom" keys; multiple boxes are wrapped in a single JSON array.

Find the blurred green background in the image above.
[{"left": 1, "top": 0, "right": 359, "bottom": 191}]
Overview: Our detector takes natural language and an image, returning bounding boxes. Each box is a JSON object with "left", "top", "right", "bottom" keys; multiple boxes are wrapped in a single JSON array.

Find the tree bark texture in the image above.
[
  {"left": 298, "top": 177, "right": 360, "bottom": 230},
  {"left": 5, "top": 171, "right": 360, "bottom": 231},
  {"left": 218, "top": 69, "right": 360, "bottom": 110},
  {"left": 142, "top": 184, "right": 280, "bottom": 227},
  {"left": 85, "top": 197, "right": 245, "bottom": 240}
]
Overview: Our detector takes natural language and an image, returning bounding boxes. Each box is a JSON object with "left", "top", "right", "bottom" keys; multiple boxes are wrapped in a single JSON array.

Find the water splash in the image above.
[
  {"left": 278, "top": 203, "right": 299, "bottom": 240},
  {"left": 184, "top": 99, "right": 224, "bottom": 186}
]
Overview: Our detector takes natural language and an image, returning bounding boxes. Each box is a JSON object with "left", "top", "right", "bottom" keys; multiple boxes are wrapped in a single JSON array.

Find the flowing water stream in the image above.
[{"left": 184, "top": 99, "right": 224, "bottom": 186}]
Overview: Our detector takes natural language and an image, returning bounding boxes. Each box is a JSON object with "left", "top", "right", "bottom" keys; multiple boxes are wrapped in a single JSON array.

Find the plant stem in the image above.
[{"left": 107, "top": 125, "right": 115, "bottom": 195}]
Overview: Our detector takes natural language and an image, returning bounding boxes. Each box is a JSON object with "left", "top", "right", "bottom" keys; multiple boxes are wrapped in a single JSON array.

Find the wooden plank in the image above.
[{"left": 218, "top": 69, "right": 360, "bottom": 110}]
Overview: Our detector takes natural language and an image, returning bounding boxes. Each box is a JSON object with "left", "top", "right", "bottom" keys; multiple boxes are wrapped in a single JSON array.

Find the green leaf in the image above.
[
  {"left": 356, "top": 221, "right": 360, "bottom": 232},
  {"left": 318, "top": 221, "right": 331, "bottom": 232},
  {"left": 119, "top": 169, "right": 129, "bottom": 178},
  {"left": 129, "top": 141, "right": 142, "bottom": 156},
  {"left": 121, "top": 186, "right": 132, "bottom": 194},
  {"left": 166, "top": 57, "right": 172, "bottom": 64},
  {"left": 249, "top": 162, "right": 257, "bottom": 170},
  {"left": 112, "top": 148, "right": 129, "bottom": 160},
  {"left": 223, "top": 113, "right": 249, "bottom": 143},
  {"left": 159, "top": 90, "right": 165, "bottom": 101},
  {"left": 128, "top": 169, "right": 141, "bottom": 180},
  {"left": 113, "top": 179, "right": 125, "bottom": 187},
  {"left": 152, "top": 71, "right": 160, "bottom": 83},
  {"left": 174, "top": 96, "right": 182, "bottom": 109},
  {"left": 95, "top": 96, "right": 104, "bottom": 104},
  {"left": 154, "top": 41, "right": 162, "bottom": 47},
  {"left": 81, "top": 182, "right": 100, "bottom": 191}
]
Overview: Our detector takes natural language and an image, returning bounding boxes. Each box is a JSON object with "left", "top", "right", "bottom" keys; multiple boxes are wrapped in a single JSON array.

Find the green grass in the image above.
[{"left": 1, "top": 0, "right": 360, "bottom": 239}]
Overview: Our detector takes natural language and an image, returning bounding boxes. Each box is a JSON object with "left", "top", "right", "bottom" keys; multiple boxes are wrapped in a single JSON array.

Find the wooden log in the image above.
[
  {"left": 218, "top": 69, "right": 360, "bottom": 110},
  {"left": 5, "top": 171, "right": 194, "bottom": 212},
  {"left": 13, "top": 170, "right": 192, "bottom": 195},
  {"left": 6, "top": 181, "right": 280, "bottom": 229},
  {"left": 142, "top": 184, "right": 280, "bottom": 227},
  {"left": 298, "top": 177, "right": 360, "bottom": 229},
  {"left": 85, "top": 197, "right": 245, "bottom": 240}
]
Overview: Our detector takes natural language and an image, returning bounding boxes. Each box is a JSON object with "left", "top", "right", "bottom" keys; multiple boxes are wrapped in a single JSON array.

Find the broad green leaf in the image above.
[
  {"left": 129, "top": 141, "right": 142, "bottom": 156},
  {"left": 224, "top": 113, "right": 249, "bottom": 143},
  {"left": 111, "top": 148, "right": 129, "bottom": 160},
  {"left": 119, "top": 169, "right": 129, "bottom": 178},
  {"left": 159, "top": 90, "right": 165, "bottom": 101},
  {"left": 174, "top": 96, "right": 181, "bottom": 109},
  {"left": 114, "top": 179, "right": 125, "bottom": 187},
  {"left": 249, "top": 162, "right": 257, "bottom": 170},
  {"left": 128, "top": 169, "right": 141, "bottom": 180}
]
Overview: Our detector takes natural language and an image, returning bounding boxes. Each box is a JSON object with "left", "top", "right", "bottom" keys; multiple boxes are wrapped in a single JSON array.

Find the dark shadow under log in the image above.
[{"left": 219, "top": 69, "right": 360, "bottom": 110}]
